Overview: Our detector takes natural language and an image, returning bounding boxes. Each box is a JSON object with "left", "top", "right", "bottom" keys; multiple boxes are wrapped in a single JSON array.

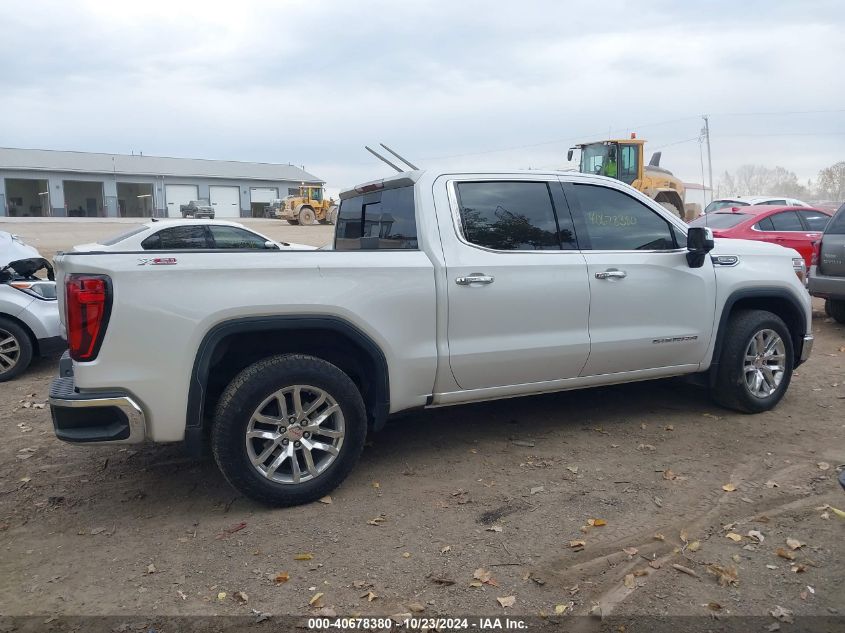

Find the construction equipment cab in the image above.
[{"left": 568, "top": 136, "right": 688, "bottom": 219}]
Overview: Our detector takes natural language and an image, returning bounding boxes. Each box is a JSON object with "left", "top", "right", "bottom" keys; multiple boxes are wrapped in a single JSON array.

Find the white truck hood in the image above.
[{"left": 711, "top": 237, "right": 801, "bottom": 260}]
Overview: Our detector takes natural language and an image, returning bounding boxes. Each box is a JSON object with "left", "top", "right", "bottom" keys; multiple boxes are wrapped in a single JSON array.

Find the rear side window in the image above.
[
  {"left": 798, "top": 210, "right": 830, "bottom": 231},
  {"left": 760, "top": 199, "right": 787, "bottom": 206},
  {"left": 769, "top": 211, "right": 803, "bottom": 231},
  {"left": 141, "top": 226, "right": 210, "bottom": 249},
  {"left": 455, "top": 181, "right": 574, "bottom": 250},
  {"left": 754, "top": 217, "right": 775, "bottom": 231},
  {"left": 825, "top": 205, "right": 845, "bottom": 235},
  {"left": 335, "top": 185, "right": 417, "bottom": 250},
  {"left": 99, "top": 225, "right": 149, "bottom": 246},
  {"left": 574, "top": 184, "right": 676, "bottom": 250},
  {"left": 208, "top": 226, "right": 269, "bottom": 249}
]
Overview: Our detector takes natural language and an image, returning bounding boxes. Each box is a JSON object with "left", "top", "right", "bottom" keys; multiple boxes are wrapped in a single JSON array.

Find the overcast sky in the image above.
[{"left": 1, "top": 0, "right": 843, "bottom": 194}]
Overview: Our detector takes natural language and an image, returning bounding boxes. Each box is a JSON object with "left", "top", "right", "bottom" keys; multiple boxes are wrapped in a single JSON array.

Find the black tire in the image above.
[
  {"left": 827, "top": 299, "right": 845, "bottom": 324},
  {"left": 211, "top": 354, "right": 367, "bottom": 506},
  {"left": 711, "top": 309, "right": 793, "bottom": 413},
  {"left": 286, "top": 219, "right": 299, "bottom": 225},
  {"left": 298, "top": 206, "right": 316, "bottom": 225},
  {"left": 0, "top": 317, "right": 34, "bottom": 382}
]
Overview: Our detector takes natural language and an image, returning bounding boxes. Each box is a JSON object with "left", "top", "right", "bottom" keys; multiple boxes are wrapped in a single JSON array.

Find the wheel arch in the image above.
[
  {"left": 709, "top": 288, "right": 809, "bottom": 385},
  {"left": 0, "top": 311, "right": 39, "bottom": 355},
  {"left": 185, "top": 316, "right": 390, "bottom": 455}
]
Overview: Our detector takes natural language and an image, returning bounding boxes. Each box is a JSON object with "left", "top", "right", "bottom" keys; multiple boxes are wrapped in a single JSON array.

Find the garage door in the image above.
[
  {"left": 165, "top": 185, "right": 199, "bottom": 218},
  {"left": 210, "top": 186, "right": 241, "bottom": 218},
  {"left": 250, "top": 187, "right": 278, "bottom": 204}
]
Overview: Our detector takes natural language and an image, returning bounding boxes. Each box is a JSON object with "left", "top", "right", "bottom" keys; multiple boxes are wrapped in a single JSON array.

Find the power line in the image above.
[{"left": 712, "top": 108, "right": 845, "bottom": 117}]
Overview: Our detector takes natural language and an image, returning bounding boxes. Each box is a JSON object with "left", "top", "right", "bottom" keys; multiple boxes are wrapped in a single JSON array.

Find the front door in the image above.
[
  {"left": 442, "top": 177, "right": 591, "bottom": 390},
  {"left": 565, "top": 180, "right": 717, "bottom": 376}
]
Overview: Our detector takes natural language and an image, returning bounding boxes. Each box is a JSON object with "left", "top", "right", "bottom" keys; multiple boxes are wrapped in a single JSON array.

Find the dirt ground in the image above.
[{"left": 0, "top": 220, "right": 844, "bottom": 623}]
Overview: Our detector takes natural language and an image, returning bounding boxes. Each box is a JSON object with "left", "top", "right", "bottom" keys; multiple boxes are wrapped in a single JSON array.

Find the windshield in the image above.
[
  {"left": 689, "top": 213, "right": 749, "bottom": 229},
  {"left": 704, "top": 200, "right": 748, "bottom": 214},
  {"left": 580, "top": 144, "right": 611, "bottom": 175}
]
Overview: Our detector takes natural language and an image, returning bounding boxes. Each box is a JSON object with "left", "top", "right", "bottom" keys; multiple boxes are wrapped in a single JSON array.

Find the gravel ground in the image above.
[{"left": 0, "top": 220, "right": 843, "bottom": 623}]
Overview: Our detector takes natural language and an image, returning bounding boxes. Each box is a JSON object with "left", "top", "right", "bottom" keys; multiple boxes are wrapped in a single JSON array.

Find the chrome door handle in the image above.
[
  {"left": 456, "top": 274, "right": 495, "bottom": 285},
  {"left": 595, "top": 270, "right": 627, "bottom": 280}
]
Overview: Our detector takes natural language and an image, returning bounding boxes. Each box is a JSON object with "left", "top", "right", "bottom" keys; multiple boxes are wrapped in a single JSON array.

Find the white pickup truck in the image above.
[{"left": 49, "top": 170, "right": 814, "bottom": 506}]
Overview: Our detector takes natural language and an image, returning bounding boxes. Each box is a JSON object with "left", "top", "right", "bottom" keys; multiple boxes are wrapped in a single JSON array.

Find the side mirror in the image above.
[
  {"left": 567, "top": 149, "right": 574, "bottom": 162},
  {"left": 264, "top": 240, "right": 279, "bottom": 250},
  {"left": 686, "top": 227, "right": 714, "bottom": 268}
]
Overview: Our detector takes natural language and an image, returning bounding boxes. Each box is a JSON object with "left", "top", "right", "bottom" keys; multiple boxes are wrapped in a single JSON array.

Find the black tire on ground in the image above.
[
  {"left": 827, "top": 299, "right": 845, "bottom": 324},
  {"left": 0, "top": 317, "right": 34, "bottom": 382},
  {"left": 711, "top": 309, "right": 793, "bottom": 413},
  {"left": 286, "top": 219, "right": 300, "bottom": 225},
  {"left": 298, "top": 206, "right": 316, "bottom": 225},
  {"left": 211, "top": 354, "right": 367, "bottom": 506},
  {"left": 658, "top": 200, "right": 683, "bottom": 219}
]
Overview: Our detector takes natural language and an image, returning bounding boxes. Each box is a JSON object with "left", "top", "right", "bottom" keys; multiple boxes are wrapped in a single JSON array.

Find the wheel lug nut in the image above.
[
  {"left": 289, "top": 417, "right": 296, "bottom": 423},
  {"left": 280, "top": 426, "right": 286, "bottom": 433},
  {"left": 282, "top": 439, "right": 289, "bottom": 445},
  {"left": 294, "top": 441, "right": 301, "bottom": 447},
  {"left": 303, "top": 432, "right": 310, "bottom": 439}
]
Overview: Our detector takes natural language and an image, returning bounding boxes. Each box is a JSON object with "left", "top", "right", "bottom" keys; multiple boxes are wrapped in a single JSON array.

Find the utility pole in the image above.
[{"left": 702, "top": 114, "right": 713, "bottom": 198}]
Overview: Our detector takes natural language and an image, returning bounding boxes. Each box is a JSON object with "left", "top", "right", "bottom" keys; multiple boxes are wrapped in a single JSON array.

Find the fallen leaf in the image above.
[
  {"left": 352, "top": 580, "right": 368, "bottom": 589},
  {"left": 367, "top": 515, "right": 387, "bottom": 526},
  {"left": 663, "top": 469, "right": 677, "bottom": 481},
  {"left": 316, "top": 607, "right": 337, "bottom": 617},
  {"left": 654, "top": 533, "right": 665, "bottom": 541},
  {"left": 530, "top": 486, "right": 545, "bottom": 495},
  {"left": 318, "top": 495, "right": 333, "bottom": 504},
  {"left": 402, "top": 552, "right": 411, "bottom": 558},
  {"left": 569, "top": 540, "right": 586, "bottom": 549},
  {"left": 554, "top": 604, "right": 568, "bottom": 615},
  {"left": 361, "top": 591, "right": 378, "bottom": 602},
  {"left": 469, "top": 580, "right": 483, "bottom": 587},
  {"left": 688, "top": 540, "right": 701, "bottom": 552},
  {"left": 146, "top": 564, "right": 157, "bottom": 574},
  {"left": 217, "top": 592, "right": 227, "bottom": 601},
  {"left": 829, "top": 506, "right": 845, "bottom": 519},
  {"left": 722, "top": 483, "right": 736, "bottom": 492},
  {"left": 776, "top": 548, "right": 796, "bottom": 560},
  {"left": 309, "top": 592, "right": 325, "bottom": 606},
  {"left": 216, "top": 521, "right": 247, "bottom": 539},
  {"left": 487, "top": 526, "right": 503, "bottom": 533},
  {"left": 590, "top": 518, "right": 607, "bottom": 527},
  {"left": 766, "top": 564, "right": 778, "bottom": 569},
  {"left": 233, "top": 591, "right": 248, "bottom": 604},
  {"left": 770, "top": 605, "right": 794, "bottom": 623},
  {"left": 372, "top": 482, "right": 380, "bottom": 489},
  {"left": 177, "top": 590, "right": 187, "bottom": 600},
  {"left": 817, "top": 462, "right": 830, "bottom": 471},
  {"left": 638, "top": 443, "right": 656, "bottom": 451},
  {"left": 726, "top": 532, "right": 743, "bottom": 542},
  {"left": 786, "top": 538, "right": 804, "bottom": 550},
  {"left": 707, "top": 564, "right": 738, "bottom": 587},
  {"left": 633, "top": 569, "right": 649, "bottom": 577},
  {"left": 791, "top": 564, "right": 807, "bottom": 573},
  {"left": 665, "top": 424, "right": 674, "bottom": 431},
  {"left": 274, "top": 572, "right": 290, "bottom": 584},
  {"left": 623, "top": 547, "right": 638, "bottom": 557},
  {"left": 294, "top": 553, "right": 314, "bottom": 561},
  {"left": 708, "top": 602, "right": 722, "bottom": 610},
  {"left": 680, "top": 528, "right": 689, "bottom": 543},
  {"left": 623, "top": 574, "right": 635, "bottom": 589},
  {"left": 765, "top": 480, "right": 779, "bottom": 488},
  {"left": 748, "top": 530, "right": 765, "bottom": 543},
  {"left": 566, "top": 466, "right": 579, "bottom": 474},
  {"left": 408, "top": 602, "right": 425, "bottom": 613},
  {"left": 473, "top": 568, "right": 493, "bottom": 583},
  {"left": 652, "top": 496, "right": 663, "bottom": 507},
  {"left": 440, "top": 545, "right": 451, "bottom": 554},
  {"left": 648, "top": 560, "right": 662, "bottom": 569},
  {"left": 496, "top": 596, "right": 516, "bottom": 608}
]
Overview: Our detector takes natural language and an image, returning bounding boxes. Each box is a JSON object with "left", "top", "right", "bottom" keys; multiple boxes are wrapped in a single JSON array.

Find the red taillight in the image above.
[
  {"left": 65, "top": 274, "right": 111, "bottom": 361},
  {"left": 811, "top": 240, "right": 821, "bottom": 266}
]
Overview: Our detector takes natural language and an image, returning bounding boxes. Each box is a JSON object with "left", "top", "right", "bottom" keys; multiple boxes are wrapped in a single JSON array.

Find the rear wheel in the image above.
[
  {"left": 0, "top": 318, "right": 33, "bottom": 382},
  {"left": 298, "top": 206, "right": 316, "bottom": 225},
  {"left": 712, "top": 310, "right": 793, "bottom": 413},
  {"left": 286, "top": 219, "right": 300, "bottom": 225},
  {"left": 658, "top": 200, "right": 683, "bottom": 219},
  {"left": 211, "top": 354, "right": 367, "bottom": 506},
  {"left": 827, "top": 299, "right": 845, "bottom": 324}
]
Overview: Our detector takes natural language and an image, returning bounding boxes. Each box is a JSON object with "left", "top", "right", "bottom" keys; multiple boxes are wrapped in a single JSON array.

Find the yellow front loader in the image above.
[
  {"left": 568, "top": 135, "right": 690, "bottom": 220},
  {"left": 271, "top": 185, "right": 338, "bottom": 225}
]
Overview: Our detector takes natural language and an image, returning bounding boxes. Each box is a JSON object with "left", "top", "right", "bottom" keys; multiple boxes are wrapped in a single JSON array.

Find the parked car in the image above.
[
  {"left": 689, "top": 205, "right": 831, "bottom": 269},
  {"left": 180, "top": 199, "right": 215, "bottom": 219},
  {"left": 0, "top": 232, "right": 64, "bottom": 381},
  {"left": 72, "top": 220, "right": 314, "bottom": 252},
  {"left": 703, "top": 196, "right": 812, "bottom": 214},
  {"left": 49, "top": 170, "right": 813, "bottom": 506},
  {"left": 808, "top": 202, "right": 845, "bottom": 323}
]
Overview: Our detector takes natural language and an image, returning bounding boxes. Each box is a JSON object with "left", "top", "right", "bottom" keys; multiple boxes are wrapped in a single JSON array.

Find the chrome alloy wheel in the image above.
[
  {"left": 246, "top": 385, "right": 345, "bottom": 484},
  {"left": 0, "top": 328, "right": 21, "bottom": 375},
  {"left": 743, "top": 329, "right": 786, "bottom": 399}
]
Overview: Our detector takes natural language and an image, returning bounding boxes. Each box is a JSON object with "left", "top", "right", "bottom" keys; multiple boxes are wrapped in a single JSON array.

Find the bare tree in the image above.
[
  {"left": 718, "top": 165, "right": 807, "bottom": 198},
  {"left": 816, "top": 161, "right": 845, "bottom": 202}
]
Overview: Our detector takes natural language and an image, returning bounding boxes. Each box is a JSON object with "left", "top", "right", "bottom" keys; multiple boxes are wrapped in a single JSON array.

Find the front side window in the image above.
[
  {"left": 335, "top": 185, "right": 417, "bottom": 250},
  {"left": 573, "top": 184, "right": 676, "bottom": 250},
  {"left": 209, "top": 226, "right": 270, "bottom": 249},
  {"left": 141, "top": 226, "right": 210, "bottom": 249},
  {"left": 769, "top": 211, "right": 803, "bottom": 231},
  {"left": 455, "top": 181, "right": 571, "bottom": 251},
  {"left": 798, "top": 210, "right": 830, "bottom": 231}
]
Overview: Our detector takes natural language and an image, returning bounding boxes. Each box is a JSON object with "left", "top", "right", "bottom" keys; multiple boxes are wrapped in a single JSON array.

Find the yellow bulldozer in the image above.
[
  {"left": 568, "top": 135, "right": 693, "bottom": 220},
  {"left": 270, "top": 184, "right": 338, "bottom": 225}
]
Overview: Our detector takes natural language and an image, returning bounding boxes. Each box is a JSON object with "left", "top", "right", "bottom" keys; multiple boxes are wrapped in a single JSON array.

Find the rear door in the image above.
[
  {"left": 565, "top": 180, "right": 716, "bottom": 376},
  {"left": 442, "top": 177, "right": 590, "bottom": 390},
  {"left": 819, "top": 206, "right": 845, "bottom": 276},
  {"left": 761, "top": 210, "right": 816, "bottom": 266}
]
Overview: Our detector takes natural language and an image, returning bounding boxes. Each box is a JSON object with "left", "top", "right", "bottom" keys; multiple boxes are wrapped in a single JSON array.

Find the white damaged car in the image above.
[{"left": 0, "top": 232, "right": 63, "bottom": 381}]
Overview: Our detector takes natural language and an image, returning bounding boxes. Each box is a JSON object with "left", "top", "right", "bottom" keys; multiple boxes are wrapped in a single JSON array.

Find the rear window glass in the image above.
[
  {"left": 798, "top": 210, "right": 830, "bottom": 231},
  {"left": 335, "top": 185, "right": 417, "bottom": 250},
  {"left": 689, "top": 213, "right": 748, "bottom": 229},
  {"left": 825, "top": 205, "right": 845, "bottom": 235},
  {"left": 99, "top": 225, "right": 149, "bottom": 246}
]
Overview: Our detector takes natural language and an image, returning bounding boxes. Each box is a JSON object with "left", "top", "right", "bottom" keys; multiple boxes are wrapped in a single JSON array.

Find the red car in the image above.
[{"left": 689, "top": 205, "right": 832, "bottom": 268}]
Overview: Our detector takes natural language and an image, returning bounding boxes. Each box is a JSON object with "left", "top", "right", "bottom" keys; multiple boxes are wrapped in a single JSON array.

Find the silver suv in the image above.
[
  {"left": 0, "top": 232, "right": 64, "bottom": 381},
  {"left": 809, "top": 203, "right": 845, "bottom": 323}
]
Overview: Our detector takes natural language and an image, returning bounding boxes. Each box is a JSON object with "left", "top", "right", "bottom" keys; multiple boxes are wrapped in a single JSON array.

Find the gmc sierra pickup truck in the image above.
[{"left": 49, "top": 170, "right": 814, "bottom": 506}]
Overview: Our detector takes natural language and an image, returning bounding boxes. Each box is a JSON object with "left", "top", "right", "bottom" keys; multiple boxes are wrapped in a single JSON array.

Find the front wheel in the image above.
[
  {"left": 298, "top": 206, "right": 316, "bottom": 225},
  {"left": 0, "top": 317, "right": 34, "bottom": 382},
  {"left": 711, "top": 310, "right": 794, "bottom": 413},
  {"left": 211, "top": 354, "right": 367, "bottom": 506},
  {"left": 827, "top": 299, "right": 845, "bottom": 324}
]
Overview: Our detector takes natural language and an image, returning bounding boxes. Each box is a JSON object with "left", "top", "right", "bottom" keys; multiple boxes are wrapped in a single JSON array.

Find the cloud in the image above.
[{"left": 0, "top": 0, "right": 842, "bottom": 190}]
